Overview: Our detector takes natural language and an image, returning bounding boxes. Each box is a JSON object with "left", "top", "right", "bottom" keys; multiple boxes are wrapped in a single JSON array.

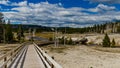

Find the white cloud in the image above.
[
  {"left": 0, "top": 1, "right": 9, "bottom": 5},
  {"left": 11, "top": 1, "right": 27, "bottom": 7},
  {"left": 12, "top": 7, "right": 32, "bottom": 13},
  {"left": 97, "top": 4, "right": 115, "bottom": 11},
  {"left": 58, "top": 11, "right": 70, "bottom": 16},
  {"left": 1, "top": 1, "right": 120, "bottom": 27},
  {"left": 88, "top": 4, "right": 116, "bottom": 13}
]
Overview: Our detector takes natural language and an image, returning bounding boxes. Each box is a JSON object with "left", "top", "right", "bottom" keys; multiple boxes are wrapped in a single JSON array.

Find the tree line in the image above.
[
  {"left": 58, "top": 22, "right": 120, "bottom": 34},
  {"left": 0, "top": 13, "right": 24, "bottom": 43},
  {"left": 11, "top": 21, "right": 120, "bottom": 34},
  {"left": 8, "top": 21, "right": 120, "bottom": 34}
]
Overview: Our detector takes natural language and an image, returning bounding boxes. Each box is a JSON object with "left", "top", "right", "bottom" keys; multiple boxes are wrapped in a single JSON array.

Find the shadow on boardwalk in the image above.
[{"left": 8, "top": 45, "right": 28, "bottom": 68}]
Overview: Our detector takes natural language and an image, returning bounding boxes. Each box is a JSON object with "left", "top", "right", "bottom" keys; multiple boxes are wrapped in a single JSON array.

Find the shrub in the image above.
[
  {"left": 60, "top": 36, "right": 64, "bottom": 44},
  {"left": 49, "top": 37, "right": 53, "bottom": 41},
  {"left": 111, "top": 38, "right": 115, "bottom": 47},
  {"left": 88, "top": 41, "right": 94, "bottom": 45},
  {"left": 67, "top": 37, "right": 73, "bottom": 45},
  {"left": 102, "top": 33, "right": 111, "bottom": 47}
]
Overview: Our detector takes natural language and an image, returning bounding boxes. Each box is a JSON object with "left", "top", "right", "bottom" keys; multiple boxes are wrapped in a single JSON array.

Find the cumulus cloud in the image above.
[
  {"left": 87, "top": 0, "right": 120, "bottom": 4},
  {"left": 0, "top": 1, "right": 10, "bottom": 5},
  {"left": 1, "top": 1, "right": 120, "bottom": 27},
  {"left": 88, "top": 4, "right": 116, "bottom": 13},
  {"left": 11, "top": 1, "right": 27, "bottom": 7}
]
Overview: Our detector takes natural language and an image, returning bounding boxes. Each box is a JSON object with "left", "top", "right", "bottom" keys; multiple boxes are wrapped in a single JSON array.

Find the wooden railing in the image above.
[
  {"left": 34, "top": 43, "right": 62, "bottom": 68},
  {"left": 0, "top": 43, "right": 25, "bottom": 68}
]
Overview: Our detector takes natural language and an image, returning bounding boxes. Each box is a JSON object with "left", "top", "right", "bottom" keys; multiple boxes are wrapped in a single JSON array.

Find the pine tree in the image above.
[
  {"left": 3, "top": 20, "right": 6, "bottom": 43},
  {"left": 111, "top": 38, "right": 115, "bottom": 47},
  {"left": 6, "top": 20, "right": 14, "bottom": 43},
  {"left": 0, "top": 13, "right": 4, "bottom": 43},
  {"left": 102, "top": 33, "right": 111, "bottom": 47},
  {"left": 17, "top": 24, "right": 24, "bottom": 42},
  {"left": 117, "top": 26, "right": 120, "bottom": 33}
]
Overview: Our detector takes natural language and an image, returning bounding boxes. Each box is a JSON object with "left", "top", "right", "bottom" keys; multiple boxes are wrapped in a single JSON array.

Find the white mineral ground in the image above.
[{"left": 42, "top": 34, "right": 120, "bottom": 68}]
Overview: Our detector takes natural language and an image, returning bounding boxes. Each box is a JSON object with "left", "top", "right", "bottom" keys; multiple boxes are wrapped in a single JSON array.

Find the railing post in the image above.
[
  {"left": 14, "top": 48, "right": 17, "bottom": 57},
  {"left": 51, "top": 56, "right": 54, "bottom": 59},
  {"left": 51, "top": 56, "right": 54, "bottom": 68},
  {"left": 45, "top": 51, "right": 47, "bottom": 53},
  {"left": 4, "top": 57, "right": 7, "bottom": 68},
  {"left": 51, "top": 64, "right": 54, "bottom": 68},
  {"left": 44, "top": 56, "right": 47, "bottom": 60},
  {"left": 11, "top": 52, "right": 13, "bottom": 61}
]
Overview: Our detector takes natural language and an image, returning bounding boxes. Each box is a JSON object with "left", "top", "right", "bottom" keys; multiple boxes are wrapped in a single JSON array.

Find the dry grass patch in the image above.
[
  {"left": 35, "top": 32, "right": 53, "bottom": 39},
  {"left": 41, "top": 45, "right": 71, "bottom": 53}
]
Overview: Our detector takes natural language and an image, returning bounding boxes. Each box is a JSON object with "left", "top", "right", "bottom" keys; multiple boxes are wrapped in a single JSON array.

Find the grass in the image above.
[
  {"left": 35, "top": 32, "right": 53, "bottom": 39},
  {"left": 35, "top": 33, "right": 86, "bottom": 39},
  {"left": 42, "top": 44, "right": 69, "bottom": 53}
]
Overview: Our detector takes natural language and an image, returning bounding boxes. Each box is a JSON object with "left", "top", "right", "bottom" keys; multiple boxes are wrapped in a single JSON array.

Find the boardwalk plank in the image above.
[{"left": 22, "top": 45, "right": 45, "bottom": 68}]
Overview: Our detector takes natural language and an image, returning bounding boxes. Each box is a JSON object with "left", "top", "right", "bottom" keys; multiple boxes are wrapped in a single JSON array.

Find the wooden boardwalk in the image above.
[
  {"left": 9, "top": 44, "right": 45, "bottom": 68},
  {"left": 23, "top": 45, "right": 45, "bottom": 68},
  {"left": 0, "top": 43, "right": 62, "bottom": 68}
]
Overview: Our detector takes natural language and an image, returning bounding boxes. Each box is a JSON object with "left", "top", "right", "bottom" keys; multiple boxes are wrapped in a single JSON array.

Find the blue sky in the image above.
[{"left": 0, "top": 0, "right": 120, "bottom": 27}]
